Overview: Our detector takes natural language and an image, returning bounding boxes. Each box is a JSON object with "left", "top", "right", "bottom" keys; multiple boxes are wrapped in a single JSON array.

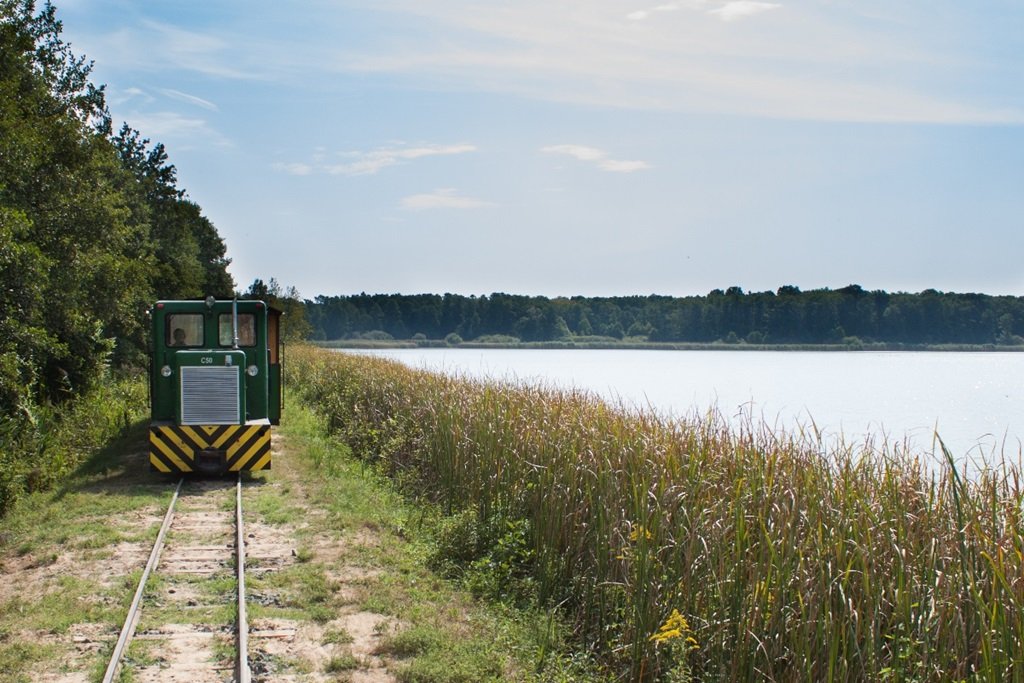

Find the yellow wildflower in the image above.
[
  {"left": 649, "top": 609, "right": 697, "bottom": 649},
  {"left": 629, "top": 525, "right": 653, "bottom": 542}
]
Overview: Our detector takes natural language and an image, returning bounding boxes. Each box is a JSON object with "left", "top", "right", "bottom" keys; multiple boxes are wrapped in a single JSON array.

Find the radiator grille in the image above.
[{"left": 180, "top": 366, "right": 240, "bottom": 425}]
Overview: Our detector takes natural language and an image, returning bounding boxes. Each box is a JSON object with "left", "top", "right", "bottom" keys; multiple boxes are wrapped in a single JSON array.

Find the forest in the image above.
[
  {"left": 0, "top": 1, "right": 233, "bottom": 417},
  {"left": 306, "top": 286, "right": 1024, "bottom": 347}
]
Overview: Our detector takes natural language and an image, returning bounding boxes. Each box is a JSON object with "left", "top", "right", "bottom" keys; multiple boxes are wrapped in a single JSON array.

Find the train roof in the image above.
[{"left": 152, "top": 298, "right": 283, "bottom": 313}]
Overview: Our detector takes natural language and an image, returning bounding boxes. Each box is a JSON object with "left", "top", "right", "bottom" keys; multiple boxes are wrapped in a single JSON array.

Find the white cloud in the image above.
[
  {"left": 400, "top": 188, "right": 494, "bottom": 210},
  {"left": 598, "top": 159, "right": 652, "bottom": 173},
  {"left": 325, "top": 157, "right": 397, "bottom": 176},
  {"left": 628, "top": 3, "right": 686, "bottom": 20},
  {"left": 274, "top": 162, "right": 313, "bottom": 176},
  {"left": 397, "top": 144, "right": 477, "bottom": 159},
  {"left": 144, "top": 21, "right": 265, "bottom": 80},
  {"left": 85, "top": 21, "right": 270, "bottom": 81},
  {"left": 709, "top": 1, "right": 780, "bottom": 22},
  {"left": 542, "top": 144, "right": 606, "bottom": 162},
  {"left": 124, "top": 111, "right": 231, "bottom": 148},
  {"left": 344, "top": 1, "right": 1024, "bottom": 124},
  {"left": 73, "top": 0, "right": 1024, "bottom": 125},
  {"left": 160, "top": 88, "right": 219, "bottom": 111},
  {"left": 542, "top": 144, "right": 650, "bottom": 173},
  {"left": 110, "top": 86, "right": 154, "bottom": 107},
  {"left": 280, "top": 143, "right": 477, "bottom": 177}
]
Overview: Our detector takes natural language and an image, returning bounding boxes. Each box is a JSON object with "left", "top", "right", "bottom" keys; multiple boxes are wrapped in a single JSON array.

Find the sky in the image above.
[{"left": 55, "top": 0, "right": 1024, "bottom": 299}]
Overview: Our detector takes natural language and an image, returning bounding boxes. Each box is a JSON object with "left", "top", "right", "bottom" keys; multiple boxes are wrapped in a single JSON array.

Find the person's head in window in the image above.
[{"left": 172, "top": 328, "right": 187, "bottom": 346}]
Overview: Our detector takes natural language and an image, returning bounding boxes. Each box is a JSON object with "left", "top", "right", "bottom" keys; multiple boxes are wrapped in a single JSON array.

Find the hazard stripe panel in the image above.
[{"left": 149, "top": 424, "right": 272, "bottom": 473}]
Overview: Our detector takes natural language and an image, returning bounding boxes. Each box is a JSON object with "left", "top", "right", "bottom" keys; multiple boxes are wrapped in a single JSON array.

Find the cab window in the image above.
[
  {"left": 219, "top": 314, "right": 256, "bottom": 347},
  {"left": 167, "top": 314, "right": 203, "bottom": 347}
]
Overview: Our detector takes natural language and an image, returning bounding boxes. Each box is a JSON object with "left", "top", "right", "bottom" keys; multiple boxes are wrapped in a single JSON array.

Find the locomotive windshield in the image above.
[
  {"left": 218, "top": 314, "right": 256, "bottom": 347},
  {"left": 166, "top": 314, "right": 203, "bottom": 347}
]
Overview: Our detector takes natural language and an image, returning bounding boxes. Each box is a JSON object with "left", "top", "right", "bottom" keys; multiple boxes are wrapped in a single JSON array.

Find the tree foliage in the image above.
[
  {"left": 243, "top": 278, "right": 311, "bottom": 343},
  {"left": 0, "top": 1, "right": 233, "bottom": 416}
]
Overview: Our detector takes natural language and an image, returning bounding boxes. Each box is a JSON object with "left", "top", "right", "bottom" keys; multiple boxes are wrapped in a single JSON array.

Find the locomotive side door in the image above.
[{"left": 268, "top": 307, "right": 282, "bottom": 425}]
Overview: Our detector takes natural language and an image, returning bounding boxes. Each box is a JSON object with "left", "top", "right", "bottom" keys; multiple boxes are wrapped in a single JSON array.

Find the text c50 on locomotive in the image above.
[{"left": 149, "top": 297, "right": 282, "bottom": 474}]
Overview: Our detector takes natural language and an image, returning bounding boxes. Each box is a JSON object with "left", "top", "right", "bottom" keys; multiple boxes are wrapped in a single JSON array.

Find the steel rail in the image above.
[
  {"left": 236, "top": 472, "right": 251, "bottom": 683},
  {"left": 102, "top": 477, "right": 184, "bottom": 683}
]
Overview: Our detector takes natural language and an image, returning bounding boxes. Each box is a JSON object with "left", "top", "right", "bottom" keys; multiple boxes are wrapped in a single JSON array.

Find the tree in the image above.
[
  {"left": 1, "top": 1, "right": 149, "bottom": 396},
  {"left": 0, "top": 1, "right": 236, "bottom": 403},
  {"left": 112, "top": 124, "right": 232, "bottom": 299},
  {"left": 997, "top": 313, "right": 1022, "bottom": 345},
  {"left": 243, "top": 278, "right": 311, "bottom": 342},
  {"left": 0, "top": 209, "right": 52, "bottom": 415},
  {"left": 576, "top": 310, "right": 594, "bottom": 336}
]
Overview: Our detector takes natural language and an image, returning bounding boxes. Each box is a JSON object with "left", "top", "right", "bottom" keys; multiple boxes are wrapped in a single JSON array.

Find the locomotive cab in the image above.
[{"left": 149, "top": 298, "right": 281, "bottom": 474}]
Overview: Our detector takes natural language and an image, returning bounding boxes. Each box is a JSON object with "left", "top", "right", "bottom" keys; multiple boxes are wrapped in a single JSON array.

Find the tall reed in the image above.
[{"left": 289, "top": 346, "right": 1024, "bottom": 681}]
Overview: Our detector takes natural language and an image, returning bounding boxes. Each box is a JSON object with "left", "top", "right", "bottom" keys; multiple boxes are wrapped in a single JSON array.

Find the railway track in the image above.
[{"left": 102, "top": 475, "right": 252, "bottom": 683}]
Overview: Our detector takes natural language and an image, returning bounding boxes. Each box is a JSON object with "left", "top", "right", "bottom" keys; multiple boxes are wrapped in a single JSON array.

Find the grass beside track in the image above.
[
  {"left": 290, "top": 344, "right": 1024, "bottom": 682},
  {"left": 267, "top": 401, "right": 605, "bottom": 682},
  {"left": 0, "top": 420, "right": 173, "bottom": 681},
  {"left": 0, "top": 382, "right": 600, "bottom": 681}
]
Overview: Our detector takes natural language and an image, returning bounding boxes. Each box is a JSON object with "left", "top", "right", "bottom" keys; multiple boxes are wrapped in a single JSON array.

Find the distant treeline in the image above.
[{"left": 306, "top": 286, "right": 1024, "bottom": 346}]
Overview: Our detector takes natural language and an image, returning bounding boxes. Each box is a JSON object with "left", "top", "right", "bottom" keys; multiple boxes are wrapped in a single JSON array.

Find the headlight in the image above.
[
  {"left": 246, "top": 365, "right": 259, "bottom": 377},
  {"left": 161, "top": 365, "right": 173, "bottom": 377}
]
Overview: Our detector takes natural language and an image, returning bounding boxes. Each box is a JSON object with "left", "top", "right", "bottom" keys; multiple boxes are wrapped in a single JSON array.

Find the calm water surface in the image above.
[{"left": 341, "top": 348, "right": 1023, "bottom": 464}]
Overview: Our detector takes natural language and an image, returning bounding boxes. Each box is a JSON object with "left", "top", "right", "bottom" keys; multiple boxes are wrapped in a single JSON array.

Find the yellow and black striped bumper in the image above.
[{"left": 149, "top": 423, "right": 272, "bottom": 473}]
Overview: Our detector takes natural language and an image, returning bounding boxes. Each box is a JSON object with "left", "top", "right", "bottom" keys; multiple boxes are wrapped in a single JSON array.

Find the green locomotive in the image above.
[{"left": 149, "top": 297, "right": 281, "bottom": 474}]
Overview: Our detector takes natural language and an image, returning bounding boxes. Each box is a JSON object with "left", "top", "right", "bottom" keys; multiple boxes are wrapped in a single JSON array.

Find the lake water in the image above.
[{"left": 339, "top": 348, "right": 1023, "bottom": 466}]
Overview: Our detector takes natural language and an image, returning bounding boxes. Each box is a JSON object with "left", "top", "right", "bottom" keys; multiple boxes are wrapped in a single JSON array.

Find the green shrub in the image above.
[
  {"left": 471, "top": 334, "right": 521, "bottom": 345},
  {"left": 0, "top": 373, "right": 146, "bottom": 517},
  {"left": 354, "top": 330, "right": 394, "bottom": 341}
]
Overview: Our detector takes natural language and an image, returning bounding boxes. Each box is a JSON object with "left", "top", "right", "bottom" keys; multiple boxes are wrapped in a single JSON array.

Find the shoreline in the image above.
[{"left": 312, "top": 339, "right": 1024, "bottom": 352}]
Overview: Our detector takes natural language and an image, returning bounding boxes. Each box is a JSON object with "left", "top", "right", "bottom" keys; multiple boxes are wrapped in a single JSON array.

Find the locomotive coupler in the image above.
[{"left": 195, "top": 448, "right": 227, "bottom": 475}]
